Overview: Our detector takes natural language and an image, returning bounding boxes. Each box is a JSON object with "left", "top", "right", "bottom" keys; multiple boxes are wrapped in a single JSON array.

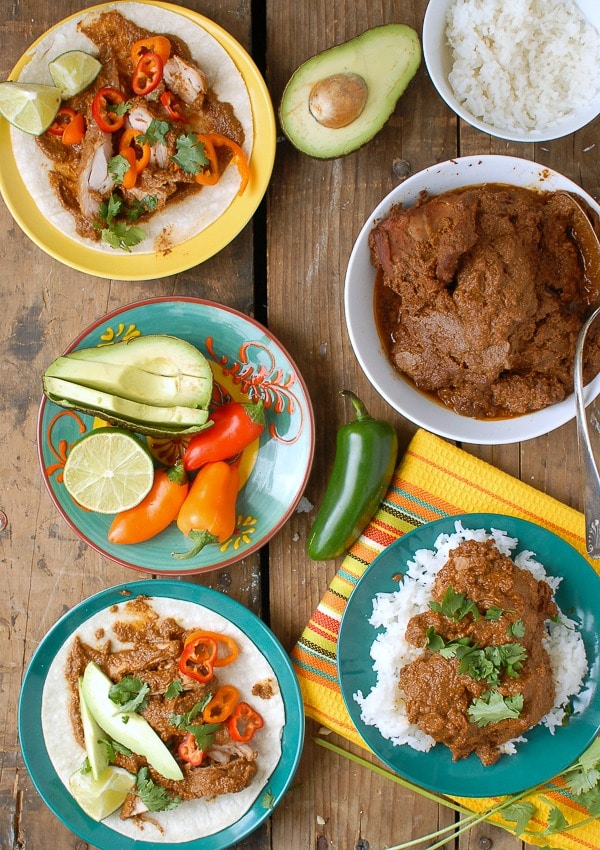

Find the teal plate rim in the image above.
[
  {"left": 36, "top": 296, "right": 315, "bottom": 575},
  {"left": 18, "top": 578, "right": 305, "bottom": 848},
  {"left": 338, "top": 513, "right": 600, "bottom": 798}
]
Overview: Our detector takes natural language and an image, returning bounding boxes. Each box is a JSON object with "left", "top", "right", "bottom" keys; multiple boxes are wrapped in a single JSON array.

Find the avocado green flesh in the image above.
[
  {"left": 43, "top": 375, "right": 211, "bottom": 436},
  {"left": 69, "top": 334, "right": 212, "bottom": 378},
  {"left": 46, "top": 356, "right": 212, "bottom": 409},
  {"left": 80, "top": 663, "right": 183, "bottom": 781},
  {"left": 78, "top": 678, "right": 109, "bottom": 781},
  {"left": 279, "top": 23, "right": 421, "bottom": 159}
]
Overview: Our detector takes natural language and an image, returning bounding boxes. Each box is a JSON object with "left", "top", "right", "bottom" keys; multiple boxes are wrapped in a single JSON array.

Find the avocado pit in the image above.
[{"left": 308, "top": 72, "right": 368, "bottom": 129}]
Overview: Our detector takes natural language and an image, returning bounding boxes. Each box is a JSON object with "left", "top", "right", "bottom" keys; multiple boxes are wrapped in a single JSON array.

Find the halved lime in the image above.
[
  {"left": 63, "top": 428, "right": 155, "bottom": 514},
  {"left": 49, "top": 50, "right": 102, "bottom": 98},
  {"left": 0, "top": 82, "right": 61, "bottom": 135},
  {"left": 69, "top": 765, "right": 135, "bottom": 821}
]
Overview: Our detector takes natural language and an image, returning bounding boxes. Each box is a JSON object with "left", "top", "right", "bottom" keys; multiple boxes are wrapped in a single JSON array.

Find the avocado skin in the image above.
[{"left": 279, "top": 23, "right": 422, "bottom": 159}]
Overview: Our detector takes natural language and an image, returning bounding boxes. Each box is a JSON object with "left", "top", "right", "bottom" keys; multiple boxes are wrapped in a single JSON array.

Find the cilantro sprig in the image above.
[
  {"left": 424, "top": 627, "right": 527, "bottom": 685},
  {"left": 109, "top": 676, "right": 150, "bottom": 714},
  {"left": 467, "top": 690, "right": 524, "bottom": 726},
  {"left": 169, "top": 695, "right": 222, "bottom": 752},
  {"left": 135, "top": 767, "right": 180, "bottom": 812},
  {"left": 96, "top": 193, "right": 146, "bottom": 252}
]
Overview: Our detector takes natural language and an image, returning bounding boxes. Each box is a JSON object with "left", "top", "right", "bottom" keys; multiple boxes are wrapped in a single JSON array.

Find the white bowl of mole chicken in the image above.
[
  {"left": 422, "top": 0, "right": 600, "bottom": 142},
  {"left": 344, "top": 155, "right": 600, "bottom": 445}
]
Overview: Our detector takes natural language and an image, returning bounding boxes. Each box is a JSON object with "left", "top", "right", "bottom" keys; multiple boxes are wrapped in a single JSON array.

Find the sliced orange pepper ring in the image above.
[
  {"left": 202, "top": 684, "right": 239, "bottom": 723},
  {"left": 194, "top": 134, "right": 219, "bottom": 186},
  {"left": 131, "top": 35, "right": 171, "bottom": 66},
  {"left": 119, "top": 129, "right": 151, "bottom": 174},
  {"left": 206, "top": 132, "right": 250, "bottom": 196}
]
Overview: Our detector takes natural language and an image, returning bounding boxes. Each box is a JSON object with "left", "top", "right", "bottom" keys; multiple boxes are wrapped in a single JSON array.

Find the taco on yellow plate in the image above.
[
  {"left": 10, "top": 2, "right": 253, "bottom": 253},
  {"left": 42, "top": 595, "right": 285, "bottom": 842}
]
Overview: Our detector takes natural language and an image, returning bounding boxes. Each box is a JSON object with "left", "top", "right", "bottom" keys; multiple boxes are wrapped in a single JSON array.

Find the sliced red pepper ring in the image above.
[
  {"left": 227, "top": 701, "right": 264, "bottom": 743},
  {"left": 92, "top": 87, "right": 128, "bottom": 133},
  {"left": 178, "top": 732, "right": 204, "bottom": 766},
  {"left": 185, "top": 631, "right": 239, "bottom": 667},
  {"left": 131, "top": 35, "right": 171, "bottom": 66},
  {"left": 47, "top": 107, "right": 78, "bottom": 137},
  {"left": 202, "top": 684, "right": 239, "bottom": 723},
  {"left": 178, "top": 633, "right": 218, "bottom": 682},
  {"left": 132, "top": 52, "right": 164, "bottom": 96},
  {"left": 160, "top": 89, "right": 185, "bottom": 122}
]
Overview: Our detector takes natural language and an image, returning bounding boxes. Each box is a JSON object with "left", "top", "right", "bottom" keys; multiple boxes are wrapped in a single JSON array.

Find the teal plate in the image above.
[
  {"left": 37, "top": 297, "right": 314, "bottom": 575},
  {"left": 338, "top": 513, "right": 600, "bottom": 797},
  {"left": 18, "top": 579, "right": 305, "bottom": 848}
]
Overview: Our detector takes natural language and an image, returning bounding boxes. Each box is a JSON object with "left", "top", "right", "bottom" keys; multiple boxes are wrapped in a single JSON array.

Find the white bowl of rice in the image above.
[{"left": 422, "top": 0, "right": 600, "bottom": 141}]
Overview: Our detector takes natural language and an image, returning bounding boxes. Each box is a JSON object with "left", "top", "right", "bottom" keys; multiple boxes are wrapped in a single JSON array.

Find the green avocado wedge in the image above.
[
  {"left": 43, "top": 375, "right": 211, "bottom": 437},
  {"left": 45, "top": 356, "right": 212, "bottom": 409},
  {"left": 78, "top": 678, "right": 109, "bottom": 781},
  {"left": 80, "top": 662, "right": 183, "bottom": 781},
  {"left": 279, "top": 23, "right": 421, "bottom": 159}
]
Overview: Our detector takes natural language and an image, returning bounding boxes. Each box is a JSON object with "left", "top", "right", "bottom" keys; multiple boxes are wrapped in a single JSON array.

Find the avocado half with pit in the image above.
[{"left": 279, "top": 23, "right": 421, "bottom": 159}]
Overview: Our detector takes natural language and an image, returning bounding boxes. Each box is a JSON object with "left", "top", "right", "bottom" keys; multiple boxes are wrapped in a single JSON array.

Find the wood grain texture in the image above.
[{"left": 1, "top": 0, "right": 599, "bottom": 848}]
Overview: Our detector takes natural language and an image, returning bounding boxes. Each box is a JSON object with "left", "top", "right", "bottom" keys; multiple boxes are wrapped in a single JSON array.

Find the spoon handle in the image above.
[
  {"left": 577, "top": 419, "right": 600, "bottom": 558},
  {"left": 575, "top": 304, "right": 600, "bottom": 559}
]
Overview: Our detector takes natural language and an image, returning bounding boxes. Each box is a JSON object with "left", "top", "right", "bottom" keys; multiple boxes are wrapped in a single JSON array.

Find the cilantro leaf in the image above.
[
  {"left": 508, "top": 618, "right": 526, "bottom": 638},
  {"left": 169, "top": 695, "right": 212, "bottom": 729},
  {"left": 429, "top": 586, "right": 480, "bottom": 621},
  {"left": 165, "top": 679, "right": 184, "bottom": 700},
  {"left": 135, "top": 767, "right": 180, "bottom": 812},
  {"left": 108, "top": 153, "right": 131, "bottom": 185},
  {"left": 185, "top": 722, "right": 221, "bottom": 752},
  {"left": 541, "top": 805, "right": 569, "bottom": 835},
  {"left": 501, "top": 801, "right": 537, "bottom": 837},
  {"left": 126, "top": 194, "right": 159, "bottom": 221},
  {"left": 484, "top": 605, "right": 505, "bottom": 621},
  {"left": 101, "top": 221, "right": 146, "bottom": 252},
  {"left": 467, "top": 690, "right": 524, "bottom": 726},
  {"left": 138, "top": 118, "right": 170, "bottom": 147},
  {"left": 109, "top": 676, "right": 150, "bottom": 713},
  {"left": 172, "top": 133, "right": 209, "bottom": 174}
]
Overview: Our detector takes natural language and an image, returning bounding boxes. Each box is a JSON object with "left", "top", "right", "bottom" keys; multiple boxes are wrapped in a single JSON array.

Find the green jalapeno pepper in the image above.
[{"left": 307, "top": 390, "right": 398, "bottom": 561}]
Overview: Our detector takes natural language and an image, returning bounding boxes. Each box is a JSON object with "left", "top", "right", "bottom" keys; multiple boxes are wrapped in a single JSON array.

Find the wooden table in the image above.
[{"left": 1, "top": 1, "right": 598, "bottom": 848}]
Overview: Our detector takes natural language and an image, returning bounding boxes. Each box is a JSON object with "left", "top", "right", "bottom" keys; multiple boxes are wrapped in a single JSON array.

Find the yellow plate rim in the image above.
[{"left": 0, "top": 0, "right": 276, "bottom": 280}]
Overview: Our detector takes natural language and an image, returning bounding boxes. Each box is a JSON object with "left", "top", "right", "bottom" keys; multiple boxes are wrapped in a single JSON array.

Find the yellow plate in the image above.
[{"left": 0, "top": 1, "right": 275, "bottom": 280}]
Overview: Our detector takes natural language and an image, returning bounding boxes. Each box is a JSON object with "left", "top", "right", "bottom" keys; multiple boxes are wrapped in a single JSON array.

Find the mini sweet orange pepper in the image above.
[{"left": 173, "top": 460, "right": 240, "bottom": 559}]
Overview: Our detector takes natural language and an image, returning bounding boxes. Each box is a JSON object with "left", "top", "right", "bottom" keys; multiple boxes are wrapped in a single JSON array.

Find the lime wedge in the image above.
[
  {"left": 63, "top": 428, "right": 155, "bottom": 514},
  {"left": 69, "top": 765, "right": 135, "bottom": 821},
  {"left": 0, "top": 82, "right": 61, "bottom": 135},
  {"left": 49, "top": 50, "right": 102, "bottom": 98}
]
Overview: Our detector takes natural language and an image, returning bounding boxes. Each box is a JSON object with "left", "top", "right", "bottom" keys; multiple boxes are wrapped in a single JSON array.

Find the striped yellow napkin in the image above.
[{"left": 292, "top": 428, "right": 599, "bottom": 849}]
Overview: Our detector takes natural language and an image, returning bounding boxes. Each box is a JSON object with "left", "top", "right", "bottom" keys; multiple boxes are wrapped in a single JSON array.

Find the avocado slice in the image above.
[
  {"left": 45, "top": 356, "right": 211, "bottom": 409},
  {"left": 279, "top": 23, "right": 421, "bottom": 159},
  {"left": 80, "top": 662, "right": 183, "bottom": 781},
  {"left": 43, "top": 375, "right": 211, "bottom": 437},
  {"left": 78, "top": 678, "right": 109, "bottom": 781}
]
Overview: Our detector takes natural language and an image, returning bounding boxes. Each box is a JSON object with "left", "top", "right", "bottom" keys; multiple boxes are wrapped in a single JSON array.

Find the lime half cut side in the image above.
[
  {"left": 63, "top": 428, "right": 155, "bottom": 514},
  {"left": 49, "top": 50, "right": 102, "bottom": 98},
  {"left": 0, "top": 82, "right": 61, "bottom": 134},
  {"left": 69, "top": 765, "right": 135, "bottom": 821}
]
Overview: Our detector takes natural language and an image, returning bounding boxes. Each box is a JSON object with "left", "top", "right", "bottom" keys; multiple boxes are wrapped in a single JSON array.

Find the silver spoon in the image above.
[{"left": 565, "top": 192, "right": 600, "bottom": 557}]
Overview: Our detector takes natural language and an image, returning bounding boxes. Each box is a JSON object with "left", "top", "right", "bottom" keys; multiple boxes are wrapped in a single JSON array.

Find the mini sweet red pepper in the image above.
[
  {"left": 92, "top": 87, "right": 128, "bottom": 132},
  {"left": 184, "top": 400, "right": 265, "bottom": 471},
  {"left": 228, "top": 702, "right": 264, "bottom": 743},
  {"left": 178, "top": 632, "right": 218, "bottom": 683},
  {"left": 132, "top": 52, "right": 164, "bottom": 95}
]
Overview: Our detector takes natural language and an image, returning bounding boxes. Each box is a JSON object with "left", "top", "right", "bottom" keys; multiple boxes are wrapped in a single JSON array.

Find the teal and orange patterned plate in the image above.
[{"left": 37, "top": 297, "right": 315, "bottom": 574}]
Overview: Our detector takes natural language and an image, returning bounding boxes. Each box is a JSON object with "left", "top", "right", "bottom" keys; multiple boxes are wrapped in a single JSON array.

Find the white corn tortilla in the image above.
[
  {"left": 42, "top": 596, "right": 284, "bottom": 843},
  {"left": 11, "top": 2, "right": 254, "bottom": 254}
]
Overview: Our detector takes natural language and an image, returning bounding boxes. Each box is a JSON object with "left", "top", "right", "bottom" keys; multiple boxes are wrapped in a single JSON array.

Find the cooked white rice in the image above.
[
  {"left": 445, "top": 0, "right": 600, "bottom": 132},
  {"left": 353, "top": 522, "right": 588, "bottom": 756}
]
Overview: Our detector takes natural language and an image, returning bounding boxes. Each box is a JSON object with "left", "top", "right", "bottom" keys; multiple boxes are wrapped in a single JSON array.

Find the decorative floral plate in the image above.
[{"left": 37, "top": 297, "right": 315, "bottom": 574}]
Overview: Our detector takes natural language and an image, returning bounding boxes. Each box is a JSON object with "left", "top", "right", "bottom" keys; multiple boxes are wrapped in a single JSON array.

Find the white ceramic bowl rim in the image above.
[
  {"left": 422, "top": 0, "right": 600, "bottom": 143},
  {"left": 344, "top": 154, "right": 600, "bottom": 445}
]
